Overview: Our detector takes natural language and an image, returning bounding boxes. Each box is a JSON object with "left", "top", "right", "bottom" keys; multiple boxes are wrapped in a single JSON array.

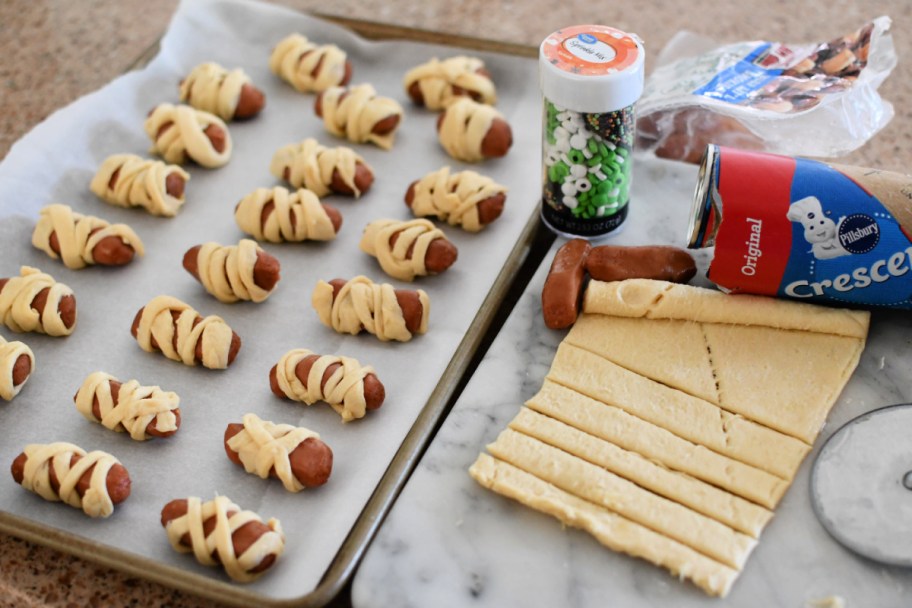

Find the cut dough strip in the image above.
[
  {"left": 526, "top": 380, "right": 788, "bottom": 509},
  {"left": 487, "top": 428, "right": 757, "bottom": 569},
  {"left": 548, "top": 342, "right": 810, "bottom": 480},
  {"left": 583, "top": 279, "right": 870, "bottom": 339},
  {"left": 0, "top": 334, "right": 34, "bottom": 401},
  {"left": 469, "top": 454, "right": 738, "bottom": 597},
  {"left": 510, "top": 408, "right": 773, "bottom": 538}
]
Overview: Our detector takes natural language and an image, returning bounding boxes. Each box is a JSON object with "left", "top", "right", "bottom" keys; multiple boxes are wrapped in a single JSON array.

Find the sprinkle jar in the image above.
[{"left": 540, "top": 25, "right": 645, "bottom": 238}]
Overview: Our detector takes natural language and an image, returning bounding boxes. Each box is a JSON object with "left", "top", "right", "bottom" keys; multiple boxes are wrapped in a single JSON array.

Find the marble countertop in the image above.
[{"left": 2, "top": 1, "right": 911, "bottom": 606}]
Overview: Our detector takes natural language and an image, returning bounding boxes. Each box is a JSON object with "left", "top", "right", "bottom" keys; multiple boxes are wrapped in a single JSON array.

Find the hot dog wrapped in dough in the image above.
[
  {"left": 269, "top": 33, "right": 352, "bottom": 93},
  {"left": 31, "top": 204, "right": 144, "bottom": 269},
  {"left": 10, "top": 442, "right": 131, "bottom": 518},
  {"left": 74, "top": 371, "right": 181, "bottom": 441},
  {"left": 179, "top": 62, "right": 265, "bottom": 121},
  {"left": 0, "top": 334, "right": 34, "bottom": 401},
  {"left": 405, "top": 167, "right": 507, "bottom": 232},
  {"left": 404, "top": 56, "right": 496, "bottom": 110},
  {"left": 130, "top": 295, "right": 241, "bottom": 369},
  {"left": 224, "top": 413, "right": 333, "bottom": 489},
  {"left": 437, "top": 98, "right": 512, "bottom": 162},
  {"left": 359, "top": 218, "right": 458, "bottom": 281},
  {"left": 161, "top": 495, "right": 284, "bottom": 582},
  {"left": 234, "top": 186, "right": 342, "bottom": 243},
  {"left": 315, "top": 84, "right": 403, "bottom": 150},
  {"left": 0, "top": 266, "right": 76, "bottom": 337},
  {"left": 270, "top": 138, "right": 374, "bottom": 198},
  {"left": 182, "top": 239, "right": 281, "bottom": 303},
  {"left": 269, "top": 348, "right": 385, "bottom": 422},
  {"left": 312, "top": 276, "right": 429, "bottom": 342},
  {"left": 90, "top": 154, "right": 190, "bottom": 217},
  {"left": 144, "top": 103, "right": 232, "bottom": 168}
]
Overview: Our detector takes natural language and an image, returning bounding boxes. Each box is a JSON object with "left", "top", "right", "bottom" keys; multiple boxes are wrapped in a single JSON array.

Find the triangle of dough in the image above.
[
  {"left": 566, "top": 314, "right": 719, "bottom": 403},
  {"left": 704, "top": 324, "right": 865, "bottom": 444}
]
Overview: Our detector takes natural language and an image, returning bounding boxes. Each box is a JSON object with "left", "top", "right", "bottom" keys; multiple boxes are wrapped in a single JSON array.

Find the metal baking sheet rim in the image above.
[{"left": 0, "top": 16, "right": 541, "bottom": 608}]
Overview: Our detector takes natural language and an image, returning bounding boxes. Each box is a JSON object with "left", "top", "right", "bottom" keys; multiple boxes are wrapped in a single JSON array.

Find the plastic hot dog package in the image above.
[{"left": 636, "top": 17, "right": 896, "bottom": 163}]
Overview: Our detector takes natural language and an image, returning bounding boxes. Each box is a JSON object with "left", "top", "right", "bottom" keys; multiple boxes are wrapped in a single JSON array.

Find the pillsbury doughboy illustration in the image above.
[{"left": 786, "top": 196, "right": 849, "bottom": 260}]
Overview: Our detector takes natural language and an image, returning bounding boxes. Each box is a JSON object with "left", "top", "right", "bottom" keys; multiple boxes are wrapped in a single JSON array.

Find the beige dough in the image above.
[
  {"left": 437, "top": 97, "right": 503, "bottom": 162},
  {"left": 31, "top": 204, "right": 144, "bottom": 269},
  {"left": 409, "top": 167, "right": 507, "bottom": 232},
  {"left": 312, "top": 275, "right": 429, "bottom": 342},
  {"left": 510, "top": 408, "right": 773, "bottom": 538},
  {"left": 164, "top": 495, "right": 285, "bottom": 583},
  {"left": 90, "top": 154, "right": 189, "bottom": 217},
  {"left": 404, "top": 56, "right": 497, "bottom": 110},
  {"left": 274, "top": 348, "right": 375, "bottom": 422},
  {"left": 319, "top": 84, "right": 403, "bottom": 150},
  {"left": 583, "top": 279, "right": 870, "bottom": 339},
  {"left": 226, "top": 413, "right": 320, "bottom": 491},
  {"left": 74, "top": 371, "right": 179, "bottom": 441},
  {"left": 133, "top": 295, "right": 236, "bottom": 369},
  {"left": 179, "top": 62, "right": 252, "bottom": 121},
  {"left": 270, "top": 138, "right": 371, "bottom": 198},
  {"left": 549, "top": 342, "right": 810, "bottom": 480},
  {"left": 144, "top": 103, "right": 232, "bottom": 168},
  {"left": 469, "top": 454, "right": 738, "bottom": 597},
  {"left": 18, "top": 442, "right": 121, "bottom": 518},
  {"left": 487, "top": 428, "right": 757, "bottom": 569},
  {"left": 0, "top": 266, "right": 75, "bottom": 337},
  {"left": 526, "top": 380, "right": 788, "bottom": 509},
  {"left": 269, "top": 33, "right": 348, "bottom": 93},
  {"left": 359, "top": 218, "right": 450, "bottom": 281},
  {"left": 192, "top": 239, "right": 277, "bottom": 303},
  {"left": 235, "top": 186, "right": 337, "bottom": 243},
  {"left": 0, "top": 334, "right": 34, "bottom": 401}
]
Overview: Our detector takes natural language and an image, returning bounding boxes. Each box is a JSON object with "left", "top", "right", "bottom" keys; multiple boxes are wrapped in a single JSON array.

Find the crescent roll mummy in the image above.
[
  {"left": 270, "top": 138, "right": 374, "bottom": 198},
  {"left": 269, "top": 33, "right": 352, "bottom": 93},
  {"left": 271, "top": 348, "right": 383, "bottom": 422},
  {"left": 182, "top": 239, "right": 281, "bottom": 303},
  {"left": 405, "top": 167, "right": 507, "bottom": 232},
  {"left": 161, "top": 495, "right": 285, "bottom": 582},
  {"left": 31, "top": 204, "right": 144, "bottom": 269},
  {"left": 312, "top": 276, "right": 429, "bottom": 342},
  {"left": 235, "top": 186, "right": 341, "bottom": 243},
  {"left": 130, "top": 295, "right": 241, "bottom": 369},
  {"left": 144, "top": 103, "right": 232, "bottom": 168},
  {"left": 0, "top": 266, "right": 76, "bottom": 337},
  {"left": 11, "top": 442, "right": 131, "bottom": 518},
  {"left": 224, "top": 413, "right": 333, "bottom": 490},
  {"left": 437, "top": 97, "right": 512, "bottom": 162},
  {"left": 179, "top": 62, "right": 265, "bottom": 121},
  {"left": 90, "top": 154, "right": 190, "bottom": 217},
  {"left": 74, "top": 371, "right": 181, "bottom": 441},
  {"left": 359, "top": 218, "right": 458, "bottom": 281},
  {"left": 0, "top": 334, "right": 34, "bottom": 401},
  {"left": 316, "top": 84, "right": 403, "bottom": 150},
  {"left": 404, "top": 56, "right": 497, "bottom": 109}
]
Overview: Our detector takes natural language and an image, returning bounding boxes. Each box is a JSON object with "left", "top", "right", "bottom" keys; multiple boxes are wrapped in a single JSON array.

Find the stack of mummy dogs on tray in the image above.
[{"left": 3, "top": 31, "right": 515, "bottom": 583}]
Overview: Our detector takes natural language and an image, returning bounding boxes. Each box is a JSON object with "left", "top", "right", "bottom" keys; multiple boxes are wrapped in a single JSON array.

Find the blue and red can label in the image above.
[{"left": 693, "top": 146, "right": 912, "bottom": 308}]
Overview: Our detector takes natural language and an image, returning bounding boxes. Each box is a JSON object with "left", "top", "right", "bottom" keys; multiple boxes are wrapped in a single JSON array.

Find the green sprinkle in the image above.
[
  {"left": 592, "top": 193, "right": 609, "bottom": 206},
  {"left": 587, "top": 139, "right": 598, "bottom": 153},
  {"left": 587, "top": 156, "right": 601, "bottom": 167},
  {"left": 568, "top": 150, "right": 585, "bottom": 164}
]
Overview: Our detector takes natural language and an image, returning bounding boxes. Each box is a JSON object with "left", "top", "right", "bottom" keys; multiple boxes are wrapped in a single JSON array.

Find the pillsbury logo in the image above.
[{"left": 838, "top": 214, "right": 880, "bottom": 254}]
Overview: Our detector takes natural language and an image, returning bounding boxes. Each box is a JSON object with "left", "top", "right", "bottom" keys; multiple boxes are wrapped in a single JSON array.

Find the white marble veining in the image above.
[{"left": 352, "top": 157, "right": 912, "bottom": 607}]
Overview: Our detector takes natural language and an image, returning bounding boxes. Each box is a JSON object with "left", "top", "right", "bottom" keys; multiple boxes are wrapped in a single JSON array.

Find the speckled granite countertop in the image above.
[{"left": 1, "top": 1, "right": 910, "bottom": 606}]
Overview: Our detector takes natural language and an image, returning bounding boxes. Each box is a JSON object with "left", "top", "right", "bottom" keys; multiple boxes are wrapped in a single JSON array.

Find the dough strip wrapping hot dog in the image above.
[
  {"left": 270, "top": 138, "right": 373, "bottom": 198},
  {"left": 269, "top": 34, "right": 351, "bottom": 93},
  {"left": 144, "top": 103, "right": 232, "bottom": 168},
  {"left": 0, "top": 334, "right": 34, "bottom": 401},
  {"left": 0, "top": 266, "right": 76, "bottom": 337},
  {"left": 161, "top": 495, "right": 285, "bottom": 582},
  {"left": 318, "top": 84, "right": 403, "bottom": 150},
  {"left": 90, "top": 154, "right": 189, "bottom": 217},
  {"left": 74, "top": 371, "right": 180, "bottom": 441},
  {"left": 31, "top": 204, "right": 144, "bottom": 269},
  {"left": 235, "top": 186, "right": 340, "bottom": 243},
  {"left": 179, "top": 62, "right": 265, "bottom": 121},
  {"left": 406, "top": 167, "right": 507, "bottom": 232},
  {"left": 312, "top": 276, "right": 429, "bottom": 342},
  {"left": 403, "top": 56, "right": 497, "bottom": 109},
  {"left": 359, "top": 218, "right": 457, "bottom": 281}
]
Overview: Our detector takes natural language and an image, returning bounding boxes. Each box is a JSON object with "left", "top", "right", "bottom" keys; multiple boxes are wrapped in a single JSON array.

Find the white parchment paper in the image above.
[{"left": 0, "top": 0, "right": 540, "bottom": 600}]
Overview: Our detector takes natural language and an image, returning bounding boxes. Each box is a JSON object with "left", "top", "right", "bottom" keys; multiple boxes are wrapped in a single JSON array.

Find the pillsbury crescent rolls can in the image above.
[{"left": 688, "top": 145, "right": 912, "bottom": 308}]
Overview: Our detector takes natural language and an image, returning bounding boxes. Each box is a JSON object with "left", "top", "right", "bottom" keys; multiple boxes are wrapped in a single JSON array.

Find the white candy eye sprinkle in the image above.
[
  {"left": 562, "top": 195, "right": 578, "bottom": 208},
  {"left": 575, "top": 177, "right": 592, "bottom": 192},
  {"left": 561, "top": 181, "right": 577, "bottom": 196},
  {"left": 570, "top": 164, "right": 587, "bottom": 178},
  {"left": 564, "top": 120, "right": 580, "bottom": 134},
  {"left": 554, "top": 126, "right": 569, "bottom": 139},
  {"left": 569, "top": 133, "right": 588, "bottom": 150},
  {"left": 556, "top": 139, "right": 571, "bottom": 153}
]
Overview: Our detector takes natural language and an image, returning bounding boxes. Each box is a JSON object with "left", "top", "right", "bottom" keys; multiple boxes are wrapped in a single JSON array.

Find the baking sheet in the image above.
[{"left": 0, "top": 0, "right": 540, "bottom": 602}]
